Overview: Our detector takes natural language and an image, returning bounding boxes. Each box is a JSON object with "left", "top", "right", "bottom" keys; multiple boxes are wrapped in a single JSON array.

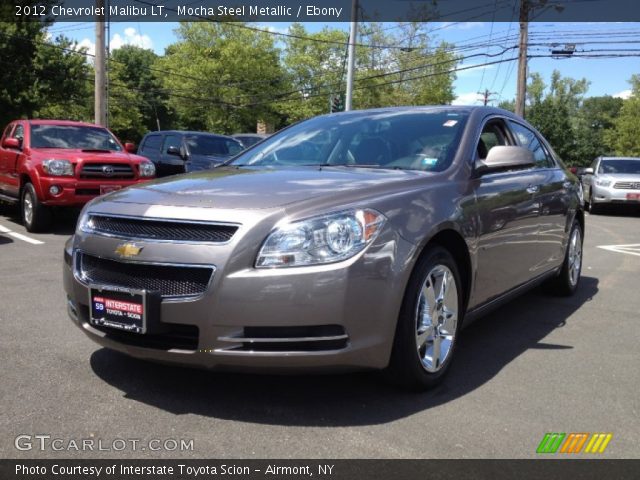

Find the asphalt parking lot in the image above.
[{"left": 0, "top": 204, "right": 639, "bottom": 459}]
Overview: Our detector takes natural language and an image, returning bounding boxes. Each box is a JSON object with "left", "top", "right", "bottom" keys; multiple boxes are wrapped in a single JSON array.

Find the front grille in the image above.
[
  {"left": 77, "top": 253, "right": 214, "bottom": 298},
  {"left": 613, "top": 182, "right": 640, "bottom": 190},
  {"left": 88, "top": 215, "right": 238, "bottom": 243},
  {"left": 218, "top": 325, "right": 349, "bottom": 352},
  {"left": 80, "top": 163, "right": 134, "bottom": 179}
]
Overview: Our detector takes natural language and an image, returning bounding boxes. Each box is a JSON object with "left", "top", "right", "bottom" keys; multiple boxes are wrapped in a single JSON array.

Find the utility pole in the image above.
[
  {"left": 478, "top": 89, "right": 498, "bottom": 106},
  {"left": 94, "top": 0, "right": 107, "bottom": 126},
  {"left": 344, "top": 0, "right": 358, "bottom": 112},
  {"left": 515, "top": 0, "right": 529, "bottom": 118}
]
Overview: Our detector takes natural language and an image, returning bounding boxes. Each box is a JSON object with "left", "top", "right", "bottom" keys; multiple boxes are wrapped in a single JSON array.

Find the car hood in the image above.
[
  {"left": 30, "top": 148, "right": 145, "bottom": 163},
  {"left": 99, "top": 166, "right": 424, "bottom": 210},
  {"left": 599, "top": 173, "right": 640, "bottom": 180}
]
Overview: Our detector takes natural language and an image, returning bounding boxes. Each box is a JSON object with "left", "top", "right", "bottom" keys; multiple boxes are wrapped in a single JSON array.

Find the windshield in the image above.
[
  {"left": 599, "top": 159, "right": 640, "bottom": 174},
  {"left": 230, "top": 109, "right": 468, "bottom": 172},
  {"left": 186, "top": 135, "right": 244, "bottom": 157},
  {"left": 30, "top": 125, "right": 122, "bottom": 151}
]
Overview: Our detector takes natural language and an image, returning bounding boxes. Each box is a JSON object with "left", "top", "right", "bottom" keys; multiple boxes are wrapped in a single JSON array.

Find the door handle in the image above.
[
  {"left": 562, "top": 181, "right": 572, "bottom": 189},
  {"left": 526, "top": 185, "right": 539, "bottom": 194}
]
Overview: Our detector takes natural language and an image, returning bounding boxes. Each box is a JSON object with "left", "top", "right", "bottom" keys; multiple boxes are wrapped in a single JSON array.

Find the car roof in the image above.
[
  {"left": 600, "top": 156, "right": 640, "bottom": 160},
  {"left": 26, "top": 119, "right": 104, "bottom": 128},
  {"left": 144, "top": 130, "right": 237, "bottom": 139}
]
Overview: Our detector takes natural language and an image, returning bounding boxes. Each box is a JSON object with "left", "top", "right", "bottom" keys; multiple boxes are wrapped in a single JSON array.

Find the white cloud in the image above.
[
  {"left": 75, "top": 38, "right": 96, "bottom": 58},
  {"left": 613, "top": 89, "right": 632, "bottom": 99},
  {"left": 456, "top": 22, "right": 485, "bottom": 30},
  {"left": 256, "top": 24, "right": 290, "bottom": 35},
  {"left": 110, "top": 27, "right": 153, "bottom": 51},
  {"left": 452, "top": 92, "right": 483, "bottom": 105}
]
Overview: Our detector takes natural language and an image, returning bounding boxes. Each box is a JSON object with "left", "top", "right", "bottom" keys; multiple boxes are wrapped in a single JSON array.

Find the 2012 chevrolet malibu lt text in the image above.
[{"left": 63, "top": 106, "right": 584, "bottom": 390}]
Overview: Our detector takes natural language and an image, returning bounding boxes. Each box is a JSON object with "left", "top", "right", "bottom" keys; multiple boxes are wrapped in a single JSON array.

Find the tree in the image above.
[
  {"left": 606, "top": 75, "right": 640, "bottom": 156},
  {"left": 108, "top": 45, "right": 173, "bottom": 142},
  {"left": 159, "top": 22, "right": 287, "bottom": 133},
  {"left": 573, "top": 96, "right": 623, "bottom": 165}
]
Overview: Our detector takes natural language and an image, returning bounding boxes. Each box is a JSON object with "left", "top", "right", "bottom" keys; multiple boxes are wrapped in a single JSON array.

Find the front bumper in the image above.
[
  {"left": 63, "top": 219, "right": 414, "bottom": 373},
  {"left": 591, "top": 184, "right": 640, "bottom": 205},
  {"left": 40, "top": 177, "right": 150, "bottom": 207}
]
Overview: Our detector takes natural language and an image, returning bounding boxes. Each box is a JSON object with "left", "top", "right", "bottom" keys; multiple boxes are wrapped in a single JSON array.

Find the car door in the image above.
[
  {"left": 160, "top": 134, "right": 185, "bottom": 176},
  {"left": 472, "top": 117, "right": 546, "bottom": 306},
  {"left": 0, "top": 123, "right": 23, "bottom": 199},
  {"left": 508, "top": 120, "right": 570, "bottom": 272}
]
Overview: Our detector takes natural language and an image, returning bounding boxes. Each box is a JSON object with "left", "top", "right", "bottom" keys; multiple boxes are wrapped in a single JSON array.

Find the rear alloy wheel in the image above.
[
  {"left": 21, "top": 183, "right": 51, "bottom": 233},
  {"left": 547, "top": 220, "right": 583, "bottom": 296},
  {"left": 388, "top": 247, "right": 463, "bottom": 391}
]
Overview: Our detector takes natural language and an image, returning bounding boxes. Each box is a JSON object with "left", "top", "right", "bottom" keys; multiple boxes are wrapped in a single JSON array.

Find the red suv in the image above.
[{"left": 0, "top": 120, "right": 155, "bottom": 232}]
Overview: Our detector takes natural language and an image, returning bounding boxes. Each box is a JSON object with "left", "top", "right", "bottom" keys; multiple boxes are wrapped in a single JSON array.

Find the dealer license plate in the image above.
[
  {"left": 626, "top": 193, "right": 640, "bottom": 201},
  {"left": 89, "top": 286, "right": 146, "bottom": 334}
]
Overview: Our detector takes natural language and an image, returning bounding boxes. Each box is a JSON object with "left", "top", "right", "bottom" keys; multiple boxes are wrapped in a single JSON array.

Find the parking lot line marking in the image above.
[
  {"left": 597, "top": 244, "right": 640, "bottom": 257},
  {"left": 0, "top": 223, "right": 44, "bottom": 245}
]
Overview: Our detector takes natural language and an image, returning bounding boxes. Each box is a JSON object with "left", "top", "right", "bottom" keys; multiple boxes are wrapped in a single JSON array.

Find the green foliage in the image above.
[
  {"left": 606, "top": 76, "right": 640, "bottom": 156},
  {"left": 573, "top": 96, "right": 623, "bottom": 165},
  {"left": 158, "top": 22, "right": 287, "bottom": 133}
]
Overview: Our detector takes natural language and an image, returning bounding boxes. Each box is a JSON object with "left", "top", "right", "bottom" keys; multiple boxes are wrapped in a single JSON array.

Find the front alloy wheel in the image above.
[
  {"left": 388, "top": 247, "right": 464, "bottom": 391},
  {"left": 415, "top": 265, "right": 459, "bottom": 373}
]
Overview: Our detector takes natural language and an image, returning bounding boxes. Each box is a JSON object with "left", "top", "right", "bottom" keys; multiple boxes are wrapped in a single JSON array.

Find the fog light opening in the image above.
[{"left": 49, "top": 185, "right": 62, "bottom": 196}]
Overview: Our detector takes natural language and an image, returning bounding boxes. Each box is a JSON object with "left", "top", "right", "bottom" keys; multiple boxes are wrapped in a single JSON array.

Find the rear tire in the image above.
[
  {"left": 387, "top": 247, "right": 464, "bottom": 391},
  {"left": 546, "top": 220, "right": 583, "bottom": 296},
  {"left": 21, "top": 183, "right": 51, "bottom": 233},
  {"left": 588, "top": 194, "right": 601, "bottom": 215}
]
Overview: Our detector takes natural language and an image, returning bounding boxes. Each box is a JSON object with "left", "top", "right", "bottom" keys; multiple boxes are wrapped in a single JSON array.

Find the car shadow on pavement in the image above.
[
  {"left": 0, "top": 205, "right": 78, "bottom": 236},
  {"left": 90, "top": 276, "right": 599, "bottom": 427}
]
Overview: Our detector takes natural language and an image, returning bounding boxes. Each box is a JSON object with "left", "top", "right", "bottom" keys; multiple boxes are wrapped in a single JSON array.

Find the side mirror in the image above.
[
  {"left": 2, "top": 137, "right": 21, "bottom": 149},
  {"left": 166, "top": 145, "right": 182, "bottom": 156},
  {"left": 124, "top": 142, "right": 137, "bottom": 153},
  {"left": 476, "top": 146, "right": 535, "bottom": 174},
  {"left": 583, "top": 167, "right": 594, "bottom": 175}
]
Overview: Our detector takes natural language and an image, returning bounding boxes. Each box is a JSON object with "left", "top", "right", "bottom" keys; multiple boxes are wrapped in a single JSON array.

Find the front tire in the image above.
[
  {"left": 387, "top": 247, "right": 464, "bottom": 391},
  {"left": 21, "top": 183, "right": 51, "bottom": 233}
]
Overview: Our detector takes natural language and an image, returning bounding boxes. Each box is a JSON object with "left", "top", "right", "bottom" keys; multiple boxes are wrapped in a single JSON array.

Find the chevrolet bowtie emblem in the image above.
[{"left": 115, "top": 243, "right": 143, "bottom": 258}]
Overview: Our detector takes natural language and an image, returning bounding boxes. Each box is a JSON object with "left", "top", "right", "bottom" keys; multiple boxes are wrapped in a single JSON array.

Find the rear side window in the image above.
[
  {"left": 508, "top": 121, "right": 554, "bottom": 168},
  {"left": 477, "top": 120, "right": 510, "bottom": 160},
  {"left": 140, "top": 135, "right": 161, "bottom": 153}
]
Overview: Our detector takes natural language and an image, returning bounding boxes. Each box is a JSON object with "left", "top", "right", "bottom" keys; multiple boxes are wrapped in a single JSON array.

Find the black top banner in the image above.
[{"left": 5, "top": 0, "right": 640, "bottom": 23}]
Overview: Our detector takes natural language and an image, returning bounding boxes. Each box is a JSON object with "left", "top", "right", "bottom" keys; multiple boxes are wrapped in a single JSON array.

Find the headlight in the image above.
[
  {"left": 76, "top": 205, "right": 95, "bottom": 234},
  {"left": 42, "top": 159, "right": 74, "bottom": 176},
  {"left": 256, "top": 209, "right": 386, "bottom": 268},
  {"left": 595, "top": 178, "right": 612, "bottom": 187},
  {"left": 139, "top": 161, "right": 155, "bottom": 177}
]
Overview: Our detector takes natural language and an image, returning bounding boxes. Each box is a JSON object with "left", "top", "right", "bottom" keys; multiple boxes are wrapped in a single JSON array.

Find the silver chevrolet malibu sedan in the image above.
[{"left": 63, "top": 106, "right": 584, "bottom": 390}]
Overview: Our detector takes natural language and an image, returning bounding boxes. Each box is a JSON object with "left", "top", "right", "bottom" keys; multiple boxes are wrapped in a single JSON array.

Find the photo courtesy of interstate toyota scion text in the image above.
[{"left": 63, "top": 106, "right": 585, "bottom": 390}]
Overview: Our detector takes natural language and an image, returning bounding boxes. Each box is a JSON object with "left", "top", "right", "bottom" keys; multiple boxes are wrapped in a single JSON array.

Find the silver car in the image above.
[
  {"left": 582, "top": 156, "right": 640, "bottom": 214},
  {"left": 63, "top": 106, "right": 584, "bottom": 390}
]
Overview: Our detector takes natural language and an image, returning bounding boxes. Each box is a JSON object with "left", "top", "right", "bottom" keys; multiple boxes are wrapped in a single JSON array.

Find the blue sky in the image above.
[{"left": 49, "top": 21, "right": 639, "bottom": 104}]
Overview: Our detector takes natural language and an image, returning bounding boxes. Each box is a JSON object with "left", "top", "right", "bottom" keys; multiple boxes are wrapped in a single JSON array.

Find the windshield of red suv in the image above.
[
  {"left": 30, "top": 125, "right": 122, "bottom": 151},
  {"left": 599, "top": 159, "right": 640, "bottom": 174},
  {"left": 230, "top": 109, "right": 468, "bottom": 171}
]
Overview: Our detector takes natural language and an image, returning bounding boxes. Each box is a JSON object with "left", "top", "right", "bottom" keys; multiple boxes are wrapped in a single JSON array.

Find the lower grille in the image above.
[
  {"left": 81, "top": 163, "right": 134, "bottom": 179},
  {"left": 77, "top": 253, "right": 214, "bottom": 298},
  {"left": 613, "top": 182, "right": 640, "bottom": 190},
  {"left": 79, "top": 305, "right": 199, "bottom": 350},
  {"left": 76, "top": 188, "right": 100, "bottom": 196},
  {"left": 218, "top": 325, "right": 349, "bottom": 352},
  {"left": 88, "top": 215, "right": 238, "bottom": 243}
]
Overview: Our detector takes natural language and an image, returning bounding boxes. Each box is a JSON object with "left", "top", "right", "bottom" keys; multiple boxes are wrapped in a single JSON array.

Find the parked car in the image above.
[
  {"left": 581, "top": 156, "right": 640, "bottom": 213},
  {"left": 0, "top": 120, "right": 155, "bottom": 232},
  {"left": 64, "top": 106, "right": 584, "bottom": 390},
  {"left": 232, "top": 133, "right": 268, "bottom": 149},
  {"left": 138, "top": 130, "right": 244, "bottom": 177}
]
